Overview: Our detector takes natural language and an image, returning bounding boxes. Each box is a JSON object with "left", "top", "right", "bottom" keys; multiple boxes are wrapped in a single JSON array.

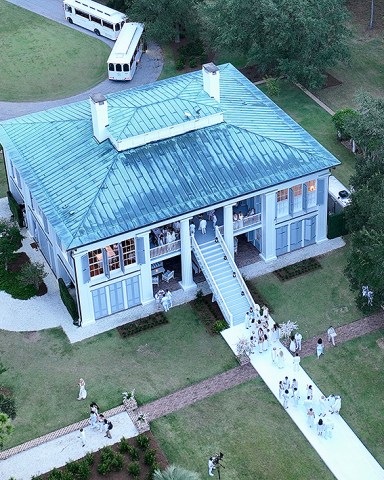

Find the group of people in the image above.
[
  {"left": 278, "top": 375, "right": 300, "bottom": 409},
  {"left": 77, "top": 380, "right": 113, "bottom": 447},
  {"left": 155, "top": 289, "right": 173, "bottom": 312},
  {"left": 245, "top": 305, "right": 275, "bottom": 354},
  {"left": 150, "top": 224, "right": 179, "bottom": 248}
]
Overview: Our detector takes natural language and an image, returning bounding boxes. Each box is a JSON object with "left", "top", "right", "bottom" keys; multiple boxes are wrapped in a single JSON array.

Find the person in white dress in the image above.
[
  {"left": 316, "top": 338, "right": 324, "bottom": 358},
  {"left": 161, "top": 295, "right": 170, "bottom": 312},
  {"left": 244, "top": 311, "right": 251, "bottom": 329},
  {"left": 318, "top": 395, "right": 327, "bottom": 417},
  {"left": 293, "top": 353, "right": 301, "bottom": 372},
  {"left": 307, "top": 408, "right": 316, "bottom": 428},
  {"left": 331, "top": 395, "right": 341, "bottom": 414},
  {"left": 283, "top": 389, "right": 290, "bottom": 409},
  {"left": 317, "top": 419, "right": 325, "bottom": 436},
  {"left": 289, "top": 336, "right": 296, "bottom": 354},
  {"left": 189, "top": 222, "right": 196, "bottom": 235},
  {"left": 77, "top": 378, "right": 87, "bottom": 400},
  {"left": 327, "top": 326, "right": 337, "bottom": 346},
  {"left": 199, "top": 218, "right": 207, "bottom": 234},
  {"left": 271, "top": 347, "right": 277, "bottom": 364},
  {"left": 212, "top": 213, "right": 217, "bottom": 230},
  {"left": 277, "top": 349, "right": 284, "bottom": 368},
  {"left": 293, "top": 388, "right": 300, "bottom": 407}
]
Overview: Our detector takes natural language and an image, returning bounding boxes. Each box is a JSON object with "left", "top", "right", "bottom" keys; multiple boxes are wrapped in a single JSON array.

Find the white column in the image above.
[
  {"left": 72, "top": 250, "right": 95, "bottom": 326},
  {"left": 138, "top": 232, "right": 154, "bottom": 304},
  {"left": 317, "top": 175, "right": 329, "bottom": 243},
  {"left": 179, "top": 219, "right": 196, "bottom": 291},
  {"left": 223, "top": 205, "right": 234, "bottom": 257},
  {"left": 260, "top": 191, "right": 277, "bottom": 262}
]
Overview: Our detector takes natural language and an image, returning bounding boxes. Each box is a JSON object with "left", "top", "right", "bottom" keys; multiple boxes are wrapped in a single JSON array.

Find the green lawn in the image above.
[
  {"left": 316, "top": 34, "right": 384, "bottom": 111},
  {"left": 153, "top": 330, "right": 384, "bottom": 477},
  {"left": 152, "top": 379, "right": 334, "bottom": 480},
  {"left": 0, "top": 0, "right": 111, "bottom": 101},
  {"left": 302, "top": 330, "right": 384, "bottom": 467},
  {"left": 259, "top": 81, "right": 356, "bottom": 187},
  {"left": 250, "top": 245, "right": 361, "bottom": 340},
  {"left": 0, "top": 304, "right": 236, "bottom": 448}
]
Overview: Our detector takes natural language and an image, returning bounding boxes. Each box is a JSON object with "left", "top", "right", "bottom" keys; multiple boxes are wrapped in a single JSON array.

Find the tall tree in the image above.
[
  {"left": 345, "top": 94, "right": 384, "bottom": 309},
  {"left": 128, "top": 0, "right": 201, "bottom": 43},
  {"left": 198, "top": 0, "right": 350, "bottom": 89},
  {"left": 0, "top": 413, "right": 13, "bottom": 449}
]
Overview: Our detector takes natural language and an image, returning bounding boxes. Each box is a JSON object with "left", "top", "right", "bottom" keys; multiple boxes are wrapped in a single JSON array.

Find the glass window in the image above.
[
  {"left": 123, "top": 64, "right": 129, "bottom": 72},
  {"left": 122, "top": 239, "right": 135, "bottom": 266},
  {"left": 103, "top": 21, "right": 113, "bottom": 29},
  {"left": 75, "top": 9, "right": 90, "bottom": 19},
  {"left": 88, "top": 249, "right": 103, "bottom": 277},
  {"left": 306, "top": 180, "right": 317, "bottom": 208},
  {"left": 116, "top": 64, "right": 122, "bottom": 72},
  {"left": 90, "top": 16, "right": 102, "bottom": 24},
  {"left": 276, "top": 188, "right": 289, "bottom": 217},
  {"left": 115, "top": 23, "right": 120, "bottom": 31},
  {"left": 292, "top": 184, "right": 302, "bottom": 212},
  {"left": 106, "top": 244, "right": 120, "bottom": 271},
  {"left": 109, "top": 63, "right": 115, "bottom": 71}
]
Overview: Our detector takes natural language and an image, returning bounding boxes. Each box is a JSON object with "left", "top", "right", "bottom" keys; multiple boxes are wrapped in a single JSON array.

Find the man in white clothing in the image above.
[
  {"left": 327, "top": 326, "right": 337, "bottom": 346},
  {"left": 199, "top": 218, "right": 207, "bottom": 234},
  {"left": 295, "top": 332, "right": 303, "bottom": 351},
  {"left": 293, "top": 353, "right": 301, "bottom": 372},
  {"left": 208, "top": 457, "right": 215, "bottom": 477},
  {"left": 244, "top": 311, "right": 250, "bottom": 329}
]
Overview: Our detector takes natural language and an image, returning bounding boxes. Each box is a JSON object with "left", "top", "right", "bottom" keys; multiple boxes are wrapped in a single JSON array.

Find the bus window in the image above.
[
  {"left": 116, "top": 64, "right": 122, "bottom": 72},
  {"left": 109, "top": 64, "right": 115, "bottom": 71},
  {"left": 75, "top": 9, "right": 90, "bottom": 19},
  {"left": 115, "top": 23, "right": 120, "bottom": 31},
  {"left": 103, "top": 21, "right": 113, "bottom": 30},
  {"left": 123, "top": 64, "right": 129, "bottom": 72},
  {"left": 90, "top": 16, "right": 102, "bottom": 24},
  {"left": 65, "top": 5, "right": 72, "bottom": 12}
]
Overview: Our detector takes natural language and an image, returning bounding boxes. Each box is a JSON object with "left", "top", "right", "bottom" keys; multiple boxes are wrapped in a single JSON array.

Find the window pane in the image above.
[
  {"left": 122, "top": 239, "right": 136, "bottom": 265},
  {"left": 116, "top": 64, "right": 122, "bottom": 72},
  {"left": 88, "top": 249, "right": 104, "bottom": 277}
]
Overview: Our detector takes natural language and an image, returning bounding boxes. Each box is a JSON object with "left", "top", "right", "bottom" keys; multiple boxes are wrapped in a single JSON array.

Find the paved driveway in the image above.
[{"left": 1, "top": 0, "right": 164, "bottom": 120}]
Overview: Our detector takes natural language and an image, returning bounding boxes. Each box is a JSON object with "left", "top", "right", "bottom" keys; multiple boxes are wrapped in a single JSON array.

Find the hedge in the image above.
[
  {"left": 58, "top": 278, "right": 79, "bottom": 323},
  {"left": 7, "top": 191, "right": 24, "bottom": 227},
  {"left": 328, "top": 211, "right": 348, "bottom": 239}
]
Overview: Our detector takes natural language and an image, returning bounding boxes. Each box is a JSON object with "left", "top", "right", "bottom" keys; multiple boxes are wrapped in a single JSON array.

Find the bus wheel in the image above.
[
  {"left": 94, "top": 29, "right": 100, "bottom": 36},
  {"left": 68, "top": 18, "right": 73, "bottom": 24}
]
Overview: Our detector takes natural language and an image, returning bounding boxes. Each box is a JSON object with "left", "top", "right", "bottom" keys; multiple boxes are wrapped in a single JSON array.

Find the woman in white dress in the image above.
[
  {"left": 78, "top": 378, "right": 87, "bottom": 400},
  {"left": 277, "top": 349, "right": 284, "bottom": 369},
  {"left": 289, "top": 336, "right": 296, "bottom": 353}
]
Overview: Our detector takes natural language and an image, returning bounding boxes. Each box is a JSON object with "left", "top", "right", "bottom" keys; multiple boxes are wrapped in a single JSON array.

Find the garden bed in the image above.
[
  {"left": 274, "top": 258, "right": 322, "bottom": 281},
  {"left": 34, "top": 432, "right": 168, "bottom": 480},
  {"left": 0, "top": 252, "right": 47, "bottom": 298},
  {"left": 116, "top": 312, "right": 168, "bottom": 338},
  {"left": 192, "top": 292, "right": 227, "bottom": 334}
]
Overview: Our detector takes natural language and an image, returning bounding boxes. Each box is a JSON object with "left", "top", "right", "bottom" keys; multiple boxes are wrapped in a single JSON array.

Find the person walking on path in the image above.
[
  {"left": 283, "top": 389, "right": 290, "bottom": 409},
  {"left": 105, "top": 420, "right": 113, "bottom": 439},
  {"left": 327, "top": 326, "right": 337, "bottom": 346},
  {"left": 271, "top": 347, "right": 277, "bottom": 364},
  {"left": 295, "top": 332, "right": 303, "bottom": 351},
  {"left": 282, "top": 376, "right": 290, "bottom": 391},
  {"left": 316, "top": 338, "right": 324, "bottom": 359},
  {"left": 293, "top": 353, "right": 300, "bottom": 372},
  {"left": 77, "top": 378, "right": 87, "bottom": 400},
  {"left": 293, "top": 387, "right": 300, "bottom": 407},
  {"left": 89, "top": 411, "right": 98, "bottom": 429},
  {"left": 278, "top": 380, "right": 284, "bottom": 399},
  {"left": 291, "top": 378, "right": 298, "bottom": 397},
  {"left": 244, "top": 311, "right": 251, "bottom": 329},
  {"left": 78, "top": 428, "right": 86, "bottom": 447},
  {"left": 331, "top": 395, "right": 341, "bottom": 414},
  {"left": 318, "top": 395, "right": 327, "bottom": 417},
  {"left": 277, "top": 348, "right": 284, "bottom": 368},
  {"left": 317, "top": 419, "right": 325, "bottom": 436},
  {"left": 307, "top": 408, "right": 316, "bottom": 428}
]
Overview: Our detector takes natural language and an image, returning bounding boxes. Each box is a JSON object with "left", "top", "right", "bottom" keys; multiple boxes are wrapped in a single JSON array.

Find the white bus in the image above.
[
  {"left": 108, "top": 22, "right": 145, "bottom": 81},
  {"left": 63, "top": 0, "right": 127, "bottom": 40}
]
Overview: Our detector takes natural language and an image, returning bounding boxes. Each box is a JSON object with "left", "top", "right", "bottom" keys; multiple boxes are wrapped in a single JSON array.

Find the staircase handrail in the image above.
[
  {"left": 191, "top": 236, "right": 234, "bottom": 327},
  {"left": 214, "top": 226, "right": 257, "bottom": 313}
]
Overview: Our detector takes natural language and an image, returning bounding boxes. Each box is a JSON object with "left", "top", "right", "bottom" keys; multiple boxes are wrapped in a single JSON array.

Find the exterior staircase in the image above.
[{"left": 191, "top": 230, "right": 256, "bottom": 327}]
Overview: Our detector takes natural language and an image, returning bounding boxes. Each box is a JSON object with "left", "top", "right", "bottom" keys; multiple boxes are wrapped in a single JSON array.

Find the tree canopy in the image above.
[
  {"left": 198, "top": 0, "right": 349, "bottom": 89},
  {"left": 345, "top": 94, "right": 384, "bottom": 310}
]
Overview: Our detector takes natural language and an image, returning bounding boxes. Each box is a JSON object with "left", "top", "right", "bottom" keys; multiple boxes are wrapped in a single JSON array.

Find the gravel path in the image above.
[{"left": 1, "top": 0, "right": 164, "bottom": 121}]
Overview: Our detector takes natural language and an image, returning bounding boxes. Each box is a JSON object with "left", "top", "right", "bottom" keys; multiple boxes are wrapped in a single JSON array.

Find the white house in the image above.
[{"left": 0, "top": 63, "right": 339, "bottom": 326}]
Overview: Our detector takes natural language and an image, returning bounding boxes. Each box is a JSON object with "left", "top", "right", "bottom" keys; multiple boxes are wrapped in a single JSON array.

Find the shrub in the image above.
[
  {"left": 119, "top": 436, "right": 130, "bottom": 453},
  {"left": 7, "top": 191, "right": 24, "bottom": 227},
  {"left": 144, "top": 449, "right": 157, "bottom": 466},
  {"left": 127, "top": 445, "right": 139, "bottom": 461},
  {"left": 175, "top": 58, "right": 185, "bottom": 70},
  {"left": 0, "top": 218, "right": 23, "bottom": 270},
  {"left": 47, "top": 469, "right": 73, "bottom": 480},
  {"left": 58, "top": 278, "right": 79, "bottom": 323},
  {"left": 116, "top": 312, "right": 168, "bottom": 338},
  {"left": 66, "top": 459, "right": 91, "bottom": 480},
  {"left": 189, "top": 57, "right": 197, "bottom": 68},
  {"left": 127, "top": 461, "right": 140, "bottom": 478},
  {"left": 328, "top": 211, "right": 348, "bottom": 239},
  {"left": 136, "top": 434, "right": 150, "bottom": 450},
  {"left": 0, "top": 393, "right": 16, "bottom": 419},
  {"left": 19, "top": 261, "right": 47, "bottom": 290},
  {"left": 332, "top": 108, "right": 358, "bottom": 140},
  {"left": 84, "top": 453, "right": 94, "bottom": 466},
  {"left": 264, "top": 76, "right": 280, "bottom": 97},
  {"left": 212, "top": 319, "right": 228, "bottom": 334}
]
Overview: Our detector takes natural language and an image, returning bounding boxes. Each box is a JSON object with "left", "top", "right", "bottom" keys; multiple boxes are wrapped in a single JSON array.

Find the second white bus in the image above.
[
  {"left": 63, "top": 0, "right": 127, "bottom": 40},
  {"left": 108, "top": 22, "right": 145, "bottom": 81}
]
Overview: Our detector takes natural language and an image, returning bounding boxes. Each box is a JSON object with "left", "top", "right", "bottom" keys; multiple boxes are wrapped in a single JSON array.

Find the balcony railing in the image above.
[
  {"left": 150, "top": 239, "right": 181, "bottom": 259},
  {"left": 234, "top": 213, "right": 261, "bottom": 230}
]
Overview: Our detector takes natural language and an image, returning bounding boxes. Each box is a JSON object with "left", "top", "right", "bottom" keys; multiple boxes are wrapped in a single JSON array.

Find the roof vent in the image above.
[
  {"left": 90, "top": 93, "right": 109, "bottom": 143},
  {"left": 202, "top": 63, "right": 220, "bottom": 102}
]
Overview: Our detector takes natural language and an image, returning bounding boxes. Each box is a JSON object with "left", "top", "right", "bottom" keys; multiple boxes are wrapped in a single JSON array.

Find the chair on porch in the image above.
[
  {"left": 162, "top": 270, "right": 174, "bottom": 283},
  {"left": 152, "top": 275, "right": 160, "bottom": 286}
]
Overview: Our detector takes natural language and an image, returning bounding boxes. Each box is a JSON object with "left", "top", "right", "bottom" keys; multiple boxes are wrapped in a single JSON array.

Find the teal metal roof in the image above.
[{"left": 0, "top": 64, "right": 340, "bottom": 249}]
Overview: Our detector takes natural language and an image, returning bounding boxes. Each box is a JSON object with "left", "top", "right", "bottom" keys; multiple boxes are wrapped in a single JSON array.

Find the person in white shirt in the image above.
[
  {"left": 295, "top": 332, "right": 303, "bottom": 351},
  {"left": 244, "top": 311, "right": 251, "bottom": 329},
  {"left": 189, "top": 222, "right": 195, "bottom": 235},
  {"left": 208, "top": 457, "right": 215, "bottom": 477},
  {"left": 199, "top": 218, "right": 207, "bottom": 234},
  {"left": 293, "top": 353, "right": 301, "bottom": 372}
]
